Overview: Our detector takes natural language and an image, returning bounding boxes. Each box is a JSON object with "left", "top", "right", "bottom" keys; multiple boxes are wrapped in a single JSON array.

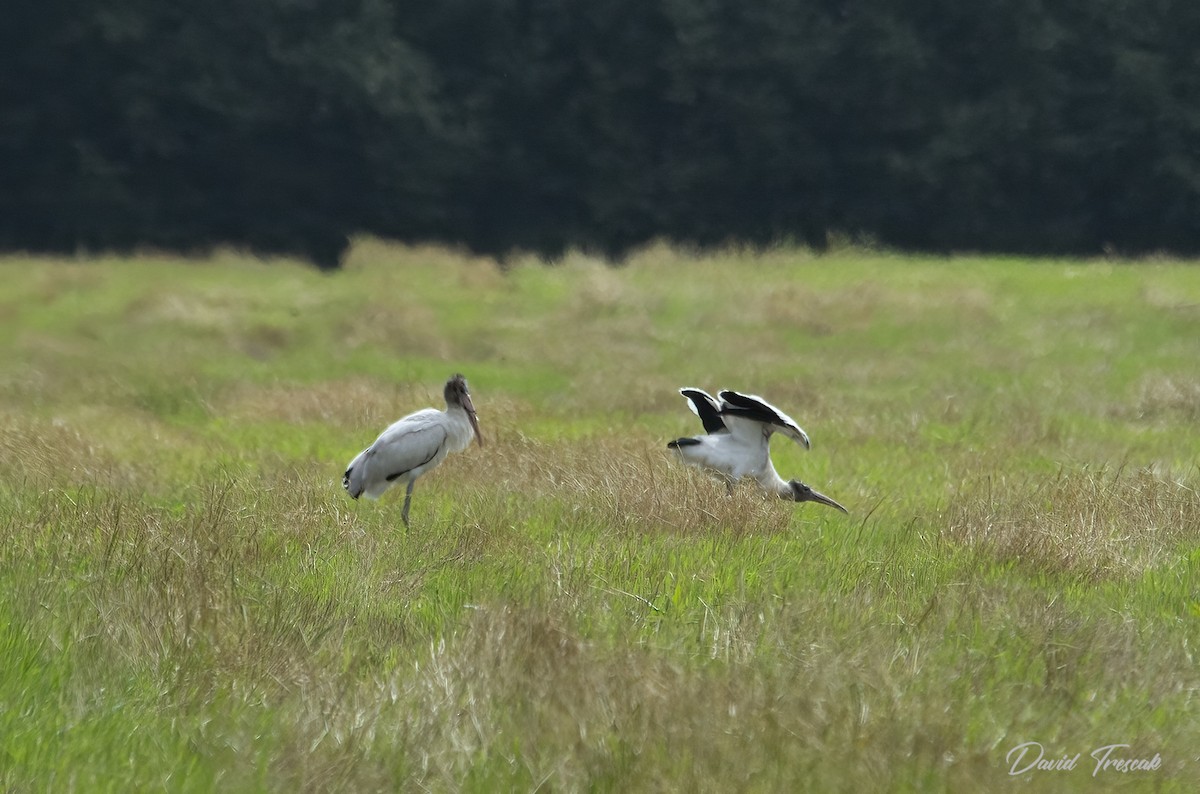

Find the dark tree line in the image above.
[{"left": 4, "top": 0, "right": 1200, "bottom": 267}]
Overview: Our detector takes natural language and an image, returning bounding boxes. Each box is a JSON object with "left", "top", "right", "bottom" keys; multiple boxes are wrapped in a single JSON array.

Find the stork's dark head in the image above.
[
  {"left": 787, "top": 480, "right": 848, "bottom": 513},
  {"left": 445, "top": 374, "right": 484, "bottom": 446}
]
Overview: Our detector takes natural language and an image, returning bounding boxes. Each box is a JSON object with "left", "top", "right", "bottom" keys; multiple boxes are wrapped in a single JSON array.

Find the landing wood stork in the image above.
[
  {"left": 343, "top": 374, "right": 483, "bottom": 526},
  {"left": 668, "top": 387, "right": 847, "bottom": 513}
]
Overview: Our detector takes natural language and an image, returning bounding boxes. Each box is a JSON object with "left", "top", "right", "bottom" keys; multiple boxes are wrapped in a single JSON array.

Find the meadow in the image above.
[{"left": 0, "top": 241, "right": 1198, "bottom": 792}]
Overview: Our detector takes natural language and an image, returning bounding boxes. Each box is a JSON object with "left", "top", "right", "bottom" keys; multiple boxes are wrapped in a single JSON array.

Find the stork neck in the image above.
[
  {"left": 755, "top": 461, "right": 792, "bottom": 498},
  {"left": 438, "top": 404, "right": 475, "bottom": 451}
]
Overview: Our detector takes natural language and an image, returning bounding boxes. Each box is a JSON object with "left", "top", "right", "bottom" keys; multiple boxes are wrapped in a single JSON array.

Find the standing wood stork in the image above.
[
  {"left": 667, "top": 387, "right": 847, "bottom": 513},
  {"left": 343, "top": 374, "right": 483, "bottom": 526}
]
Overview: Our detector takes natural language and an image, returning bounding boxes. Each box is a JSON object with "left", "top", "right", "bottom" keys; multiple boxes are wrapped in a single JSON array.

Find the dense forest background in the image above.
[{"left": 5, "top": 0, "right": 1199, "bottom": 268}]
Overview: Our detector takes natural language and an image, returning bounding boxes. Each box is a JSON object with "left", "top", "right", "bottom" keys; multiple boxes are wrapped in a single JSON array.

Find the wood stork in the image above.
[
  {"left": 667, "top": 387, "right": 847, "bottom": 513},
  {"left": 343, "top": 374, "right": 483, "bottom": 526}
]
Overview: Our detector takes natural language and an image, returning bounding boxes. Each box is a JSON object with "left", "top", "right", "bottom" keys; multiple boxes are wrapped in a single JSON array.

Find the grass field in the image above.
[{"left": 1, "top": 240, "right": 1198, "bottom": 792}]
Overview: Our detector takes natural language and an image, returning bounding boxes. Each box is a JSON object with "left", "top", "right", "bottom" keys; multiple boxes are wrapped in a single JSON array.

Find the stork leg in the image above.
[{"left": 401, "top": 480, "right": 416, "bottom": 527}]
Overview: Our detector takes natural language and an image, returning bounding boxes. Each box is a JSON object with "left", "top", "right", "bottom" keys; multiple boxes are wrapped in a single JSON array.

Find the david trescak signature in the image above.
[{"left": 1006, "top": 742, "right": 1163, "bottom": 777}]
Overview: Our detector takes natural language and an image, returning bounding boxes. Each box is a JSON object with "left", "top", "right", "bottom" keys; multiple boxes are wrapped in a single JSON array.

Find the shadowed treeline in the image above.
[{"left": 5, "top": 0, "right": 1200, "bottom": 267}]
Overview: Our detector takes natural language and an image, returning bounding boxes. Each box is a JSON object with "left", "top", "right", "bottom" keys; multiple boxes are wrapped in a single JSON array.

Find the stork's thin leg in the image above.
[{"left": 401, "top": 480, "right": 416, "bottom": 527}]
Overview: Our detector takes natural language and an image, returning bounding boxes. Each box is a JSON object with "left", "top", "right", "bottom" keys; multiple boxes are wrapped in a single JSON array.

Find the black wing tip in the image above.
[
  {"left": 668, "top": 437, "right": 702, "bottom": 448},
  {"left": 719, "top": 391, "right": 801, "bottom": 436},
  {"left": 720, "top": 406, "right": 779, "bottom": 426},
  {"left": 679, "top": 387, "right": 726, "bottom": 434},
  {"left": 718, "top": 389, "right": 762, "bottom": 409}
]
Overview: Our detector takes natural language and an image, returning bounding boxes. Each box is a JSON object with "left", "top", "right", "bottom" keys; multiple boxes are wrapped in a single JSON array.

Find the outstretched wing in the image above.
[
  {"left": 679, "top": 387, "right": 726, "bottom": 434},
  {"left": 344, "top": 409, "right": 449, "bottom": 499},
  {"left": 718, "top": 390, "right": 811, "bottom": 449}
]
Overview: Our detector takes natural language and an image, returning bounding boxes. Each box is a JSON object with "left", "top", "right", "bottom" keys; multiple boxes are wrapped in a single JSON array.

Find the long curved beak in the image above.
[
  {"left": 804, "top": 487, "right": 848, "bottom": 514},
  {"left": 463, "top": 393, "right": 484, "bottom": 446}
]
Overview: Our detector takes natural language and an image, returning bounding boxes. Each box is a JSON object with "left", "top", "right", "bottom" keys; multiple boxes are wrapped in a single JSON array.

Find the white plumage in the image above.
[
  {"left": 343, "top": 374, "right": 483, "bottom": 525},
  {"left": 668, "top": 387, "right": 846, "bottom": 512}
]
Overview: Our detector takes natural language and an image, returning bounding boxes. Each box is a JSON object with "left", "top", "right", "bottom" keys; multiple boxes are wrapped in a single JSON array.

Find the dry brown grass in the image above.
[
  {"left": 0, "top": 419, "right": 145, "bottom": 491},
  {"left": 1131, "top": 374, "right": 1200, "bottom": 422},
  {"left": 941, "top": 465, "right": 1200, "bottom": 579},
  {"left": 375, "top": 601, "right": 881, "bottom": 790},
  {"left": 217, "top": 378, "right": 439, "bottom": 428},
  {"left": 449, "top": 429, "right": 800, "bottom": 538}
]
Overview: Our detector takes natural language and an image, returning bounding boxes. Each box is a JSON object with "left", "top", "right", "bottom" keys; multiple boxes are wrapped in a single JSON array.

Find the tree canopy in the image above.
[{"left": 5, "top": 0, "right": 1199, "bottom": 266}]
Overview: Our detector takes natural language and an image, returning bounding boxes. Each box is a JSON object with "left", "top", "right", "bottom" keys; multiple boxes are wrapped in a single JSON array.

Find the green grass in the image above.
[{"left": 1, "top": 240, "right": 1198, "bottom": 791}]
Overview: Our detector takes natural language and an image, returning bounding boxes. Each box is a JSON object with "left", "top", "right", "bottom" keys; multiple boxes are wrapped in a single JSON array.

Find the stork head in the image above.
[
  {"left": 786, "top": 480, "right": 847, "bottom": 513},
  {"left": 445, "top": 374, "right": 484, "bottom": 446}
]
